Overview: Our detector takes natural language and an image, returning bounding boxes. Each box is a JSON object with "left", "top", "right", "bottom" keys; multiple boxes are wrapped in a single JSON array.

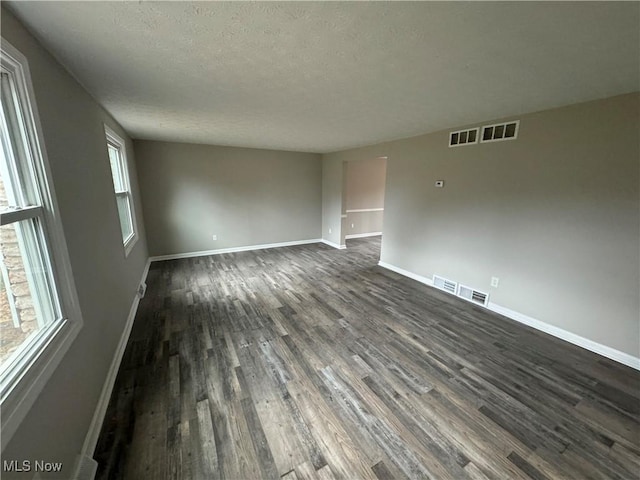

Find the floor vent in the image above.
[
  {"left": 433, "top": 275, "right": 457, "bottom": 294},
  {"left": 481, "top": 120, "right": 519, "bottom": 143},
  {"left": 449, "top": 127, "right": 479, "bottom": 147},
  {"left": 457, "top": 284, "right": 489, "bottom": 306}
]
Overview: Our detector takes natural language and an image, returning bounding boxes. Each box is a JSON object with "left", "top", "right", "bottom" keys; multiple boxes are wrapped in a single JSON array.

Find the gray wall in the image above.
[
  {"left": 323, "top": 93, "right": 640, "bottom": 358},
  {"left": 344, "top": 157, "right": 386, "bottom": 237},
  {"left": 1, "top": 8, "right": 149, "bottom": 479},
  {"left": 134, "top": 141, "right": 322, "bottom": 257}
]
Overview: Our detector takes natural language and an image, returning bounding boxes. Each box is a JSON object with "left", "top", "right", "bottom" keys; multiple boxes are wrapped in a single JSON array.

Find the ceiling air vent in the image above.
[
  {"left": 433, "top": 275, "right": 457, "bottom": 294},
  {"left": 449, "top": 128, "right": 479, "bottom": 147},
  {"left": 481, "top": 120, "right": 519, "bottom": 143},
  {"left": 457, "top": 284, "right": 489, "bottom": 306}
]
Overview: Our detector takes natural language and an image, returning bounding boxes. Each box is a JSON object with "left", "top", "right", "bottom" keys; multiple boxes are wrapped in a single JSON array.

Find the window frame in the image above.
[
  {"left": 0, "top": 38, "right": 83, "bottom": 449},
  {"left": 104, "top": 125, "right": 138, "bottom": 257}
]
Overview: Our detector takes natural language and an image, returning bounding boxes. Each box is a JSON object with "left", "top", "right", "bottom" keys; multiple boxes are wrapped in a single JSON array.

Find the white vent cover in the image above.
[
  {"left": 457, "top": 284, "right": 489, "bottom": 306},
  {"left": 433, "top": 275, "right": 457, "bottom": 294},
  {"left": 481, "top": 120, "right": 519, "bottom": 143},
  {"left": 449, "top": 128, "right": 479, "bottom": 147}
]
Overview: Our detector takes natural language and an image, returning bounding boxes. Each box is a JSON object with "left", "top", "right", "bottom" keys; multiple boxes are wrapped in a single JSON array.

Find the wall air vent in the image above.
[
  {"left": 481, "top": 120, "right": 519, "bottom": 143},
  {"left": 433, "top": 275, "right": 457, "bottom": 294},
  {"left": 449, "top": 128, "right": 479, "bottom": 147},
  {"left": 457, "top": 284, "right": 489, "bottom": 306}
]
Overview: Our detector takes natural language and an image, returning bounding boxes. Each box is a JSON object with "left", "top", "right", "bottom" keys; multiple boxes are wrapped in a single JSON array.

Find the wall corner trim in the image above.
[
  {"left": 377, "top": 262, "right": 639, "bottom": 371},
  {"left": 78, "top": 257, "right": 152, "bottom": 470},
  {"left": 149, "top": 238, "right": 323, "bottom": 262},
  {"left": 321, "top": 239, "right": 347, "bottom": 250}
]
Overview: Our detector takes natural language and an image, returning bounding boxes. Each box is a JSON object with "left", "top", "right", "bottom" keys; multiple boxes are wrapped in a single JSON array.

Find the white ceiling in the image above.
[{"left": 6, "top": 1, "right": 639, "bottom": 153}]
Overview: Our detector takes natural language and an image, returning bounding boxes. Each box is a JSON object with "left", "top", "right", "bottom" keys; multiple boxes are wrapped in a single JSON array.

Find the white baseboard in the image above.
[
  {"left": 487, "top": 302, "right": 640, "bottom": 370},
  {"left": 141, "top": 257, "right": 151, "bottom": 289},
  {"left": 72, "top": 453, "right": 98, "bottom": 480},
  {"left": 345, "top": 232, "right": 383, "bottom": 240},
  {"left": 77, "top": 258, "right": 151, "bottom": 477},
  {"left": 321, "top": 239, "right": 346, "bottom": 250},
  {"left": 378, "top": 261, "right": 434, "bottom": 286},
  {"left": 150, "top": 238, "right": 322, "bottom": 262},
  {"left": 377, "top": 261, "right": 640, "bottom": 371}
]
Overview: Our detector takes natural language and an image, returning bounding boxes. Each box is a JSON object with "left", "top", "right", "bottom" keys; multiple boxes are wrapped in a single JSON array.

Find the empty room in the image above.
[{"left": 0, "top": 2, "right": 638, "bottom": 479}]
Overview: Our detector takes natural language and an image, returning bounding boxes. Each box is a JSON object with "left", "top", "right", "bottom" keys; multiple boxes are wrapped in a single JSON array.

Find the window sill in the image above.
[
  {"left": 123, "top": 233, "right": 138, "bottom": 258},
  {"left": 1, "top": 317, "right": 82, "bottom": 450}
]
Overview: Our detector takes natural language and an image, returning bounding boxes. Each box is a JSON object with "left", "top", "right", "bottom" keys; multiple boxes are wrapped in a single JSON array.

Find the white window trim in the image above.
[
  {"left": 104, "top": 124, "right": 138, "bottom": 257},
  {"left": 1, "top": 39, "right": 83, "bottom": 450}
]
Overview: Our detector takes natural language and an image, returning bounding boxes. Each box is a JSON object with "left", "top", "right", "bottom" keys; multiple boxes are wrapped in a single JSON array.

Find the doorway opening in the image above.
[{"left": 340, "top": 156, "right": 387, "bottom": 259}]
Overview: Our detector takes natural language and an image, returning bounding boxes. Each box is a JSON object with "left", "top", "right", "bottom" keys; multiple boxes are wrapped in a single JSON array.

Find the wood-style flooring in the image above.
[{"left": 95, "top": 237, "right": 640, "bottom": 479}]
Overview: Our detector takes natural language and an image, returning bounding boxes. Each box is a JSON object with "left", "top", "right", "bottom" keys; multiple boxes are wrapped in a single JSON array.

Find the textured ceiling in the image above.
[{"left": 6, "top": 1, "right": 640, "bottom": 153}]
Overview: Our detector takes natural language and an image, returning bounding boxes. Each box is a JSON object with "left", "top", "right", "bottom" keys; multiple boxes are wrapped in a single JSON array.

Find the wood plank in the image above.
[
  {"left": 316, "top": 465, "right": 338, "bottom": 480},
  {"left": 196, "top": 399, "right": 219, "bottom": 480},
  {"left": 286, "top": 378, "right": 379, "bottom": 480},
  {"left": 95, "top": 237, "right": 640, "bottom": 480}
]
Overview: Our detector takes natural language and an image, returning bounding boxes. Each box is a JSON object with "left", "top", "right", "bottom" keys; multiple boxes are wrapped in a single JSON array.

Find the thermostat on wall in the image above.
[{"left": 435, "top": 180, "right": 444, "bottom": 187}]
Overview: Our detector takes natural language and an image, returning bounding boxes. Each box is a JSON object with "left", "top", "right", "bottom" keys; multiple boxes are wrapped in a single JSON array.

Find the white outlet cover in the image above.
[
  {"left": 491, "top": 277, "right": 499, "bottom": 287},
  {"left": 212, "top": 235, "right": 217, "bottom": 240},
  {"left": 329, "top": 228, "right": 332, "bottom": 234}
]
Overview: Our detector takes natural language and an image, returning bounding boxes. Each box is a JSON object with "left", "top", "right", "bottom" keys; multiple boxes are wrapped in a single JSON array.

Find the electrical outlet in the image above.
[
  {"left": 212, "top": 234, "right": 217, "bottom": 241},
  {"left": 329, "top": 228, "right": 332, "bottom": 234},
  {"left": 351, "top": 223, "right": 355, "bottom": 229},
  {"left": 491, "top": 277, "right": 499, "bottom": 288}
]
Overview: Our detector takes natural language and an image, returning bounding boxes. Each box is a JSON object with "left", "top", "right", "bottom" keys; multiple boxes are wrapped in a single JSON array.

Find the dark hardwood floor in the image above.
[{"left": 95, "top": 237, "right": 640, "bottom": 479}]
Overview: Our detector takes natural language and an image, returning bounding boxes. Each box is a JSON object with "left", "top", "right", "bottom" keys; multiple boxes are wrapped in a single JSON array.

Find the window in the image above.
[
  {"left": 104, "top": 126, "right": 137, "bottom": 256},
  {"left": 0, "top": 39, "right": 82, "bottom": 446}
]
